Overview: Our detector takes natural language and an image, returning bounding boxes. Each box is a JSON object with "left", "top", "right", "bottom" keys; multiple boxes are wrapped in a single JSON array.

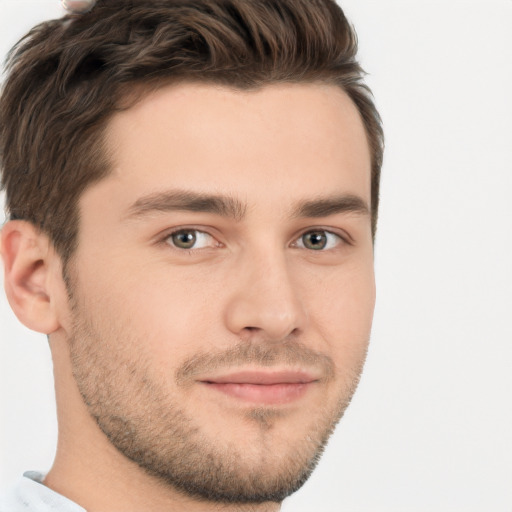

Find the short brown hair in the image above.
[{"left": 0, "top": 0, "right": 383, "bottom": 263}]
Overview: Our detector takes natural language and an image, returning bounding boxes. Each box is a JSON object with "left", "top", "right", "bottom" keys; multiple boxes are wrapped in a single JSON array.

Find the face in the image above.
[{"left": 65, "top": 83, "right": 375, "bottom": 503}]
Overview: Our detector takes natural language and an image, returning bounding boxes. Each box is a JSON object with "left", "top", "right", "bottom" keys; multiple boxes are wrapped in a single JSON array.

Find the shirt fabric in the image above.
[{"left": 0, "top": 472, "right": 85, "bottom": 512}]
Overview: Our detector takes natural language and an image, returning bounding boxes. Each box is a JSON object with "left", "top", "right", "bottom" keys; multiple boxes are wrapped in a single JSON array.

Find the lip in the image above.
[{"left": 199, "top": 370, "right": 319, "bottom": 405}]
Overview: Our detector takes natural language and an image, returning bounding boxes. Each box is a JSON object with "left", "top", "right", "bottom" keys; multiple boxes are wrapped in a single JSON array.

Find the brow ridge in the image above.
[
  {"left": 126, "top": 190, "right": 246, "bottom": 221},
  {"left": 126, "top": 190, "right": 369, "bottom": 222},
  {"left": 293, "top": 194, "right": 370, "bottom": 218}
]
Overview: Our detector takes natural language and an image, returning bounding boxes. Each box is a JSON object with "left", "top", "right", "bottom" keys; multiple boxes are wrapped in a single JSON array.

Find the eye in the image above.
[
  {"left": 166, "top": 229, "right": 217, "bottom": 250},
  {"left": 295, "top": 230, "right": 342, "bottom": 251}
]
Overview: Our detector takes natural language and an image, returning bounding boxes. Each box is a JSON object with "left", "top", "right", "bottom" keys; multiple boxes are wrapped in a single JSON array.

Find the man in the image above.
[{"left": 0, "top": 0, "right": 383, "bottom": 510}]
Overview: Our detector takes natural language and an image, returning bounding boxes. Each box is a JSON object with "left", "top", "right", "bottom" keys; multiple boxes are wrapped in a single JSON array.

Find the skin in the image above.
[
  {"left": 62, "top": 0, "right": 97, "bottom": 14},
  {"left": 1, "top": 83, "right": 375, "bottom": 512}
]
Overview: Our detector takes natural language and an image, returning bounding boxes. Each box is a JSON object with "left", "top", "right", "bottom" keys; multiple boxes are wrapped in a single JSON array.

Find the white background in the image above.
[{"left": 1, "top": 1, "right": 511, "bottom": 511}]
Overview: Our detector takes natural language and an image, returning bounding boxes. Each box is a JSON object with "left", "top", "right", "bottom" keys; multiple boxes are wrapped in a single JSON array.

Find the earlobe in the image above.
[{"left": 1, "top": 220, "right": 61, "bottom": 334}]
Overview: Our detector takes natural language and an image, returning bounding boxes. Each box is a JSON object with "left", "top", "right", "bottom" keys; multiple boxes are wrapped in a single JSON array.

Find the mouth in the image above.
[{"left": 199, "top": 370, "right": 319, "bottom": 405}]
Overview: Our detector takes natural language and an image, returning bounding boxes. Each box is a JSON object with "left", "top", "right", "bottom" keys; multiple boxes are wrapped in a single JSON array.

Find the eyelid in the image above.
[
  {"left": 161, "top": 227, "right": 221, "bottom": 250},
  {"left": 156, "top": 225, "right": 352, "bottom": 252},
  {"left": 292, "top": 227, "right": 352, "bottom": 249}
]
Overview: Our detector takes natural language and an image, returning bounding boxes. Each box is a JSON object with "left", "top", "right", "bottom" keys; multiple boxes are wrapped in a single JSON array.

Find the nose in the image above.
[{"left": 223, "top": 249, "right": 308, "bottom": 342}]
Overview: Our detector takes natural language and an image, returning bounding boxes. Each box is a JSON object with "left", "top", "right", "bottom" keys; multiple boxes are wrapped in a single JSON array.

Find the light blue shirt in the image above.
[{"left": 0, "top": 472, "right": 85, "bottom": 512}]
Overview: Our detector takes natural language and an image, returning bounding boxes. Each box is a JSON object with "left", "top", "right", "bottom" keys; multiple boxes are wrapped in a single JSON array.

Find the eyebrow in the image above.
[
  {"left": 126, "top": 190, "right": 246, "bottom": 221},
  {"left": 125, "top": 190, "right": 370, "bottom": 221},
  {"left": 292, "top": 194, "right": 370, "bottom": 218}
]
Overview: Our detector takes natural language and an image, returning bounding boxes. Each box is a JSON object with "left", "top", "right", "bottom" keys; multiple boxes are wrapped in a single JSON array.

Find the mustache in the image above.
[{"left": 175, "top": 340, "right": 336, "bottom": 385}]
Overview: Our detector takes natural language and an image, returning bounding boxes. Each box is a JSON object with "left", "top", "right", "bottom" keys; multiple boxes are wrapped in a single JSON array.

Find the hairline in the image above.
[
  {"left": 62, "top": 77, "right": 375, "bottom": 266},
  {"left": 1, "top": 0, "right": 383, "bottom": 270}
]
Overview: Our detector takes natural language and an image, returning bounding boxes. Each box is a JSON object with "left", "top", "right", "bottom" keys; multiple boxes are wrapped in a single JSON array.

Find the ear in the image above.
[{"left": 1, "top": 220, "right": 62, "bottom": 334}]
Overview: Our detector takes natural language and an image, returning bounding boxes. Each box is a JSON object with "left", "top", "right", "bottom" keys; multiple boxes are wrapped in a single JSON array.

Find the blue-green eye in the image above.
[
  {"left": 297, "top": 230, "right": 341, "bottom": 251},
  {"left": 168, "top": 230, "right": 215, "bottom": 250}
]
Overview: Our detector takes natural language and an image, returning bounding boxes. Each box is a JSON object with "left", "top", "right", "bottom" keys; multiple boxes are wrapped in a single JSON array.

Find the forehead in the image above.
[{"left": 91, "top": 82, "right": 371, "bottom": 216}]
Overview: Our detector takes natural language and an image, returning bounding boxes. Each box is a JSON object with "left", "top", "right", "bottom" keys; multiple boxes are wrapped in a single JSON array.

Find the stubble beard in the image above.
[{"left": 67, "top": 299, "right": 367, "bottom": 505}]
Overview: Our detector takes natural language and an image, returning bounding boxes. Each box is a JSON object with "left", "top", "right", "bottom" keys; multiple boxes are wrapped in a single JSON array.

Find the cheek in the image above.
[
  {"left": 76, "top": 259, "right": 220, "bottom": 366},
  {"left": 304, "top": 261, "right": 375, "bottom": 360}
]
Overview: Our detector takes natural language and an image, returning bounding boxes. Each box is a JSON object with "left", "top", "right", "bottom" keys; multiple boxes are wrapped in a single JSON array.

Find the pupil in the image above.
[
  {"left": 173, "top": 231, "right": 196, "bottom": 248},
  {"left": 304, "top": 232, "right": 327, "bottom": 250}
]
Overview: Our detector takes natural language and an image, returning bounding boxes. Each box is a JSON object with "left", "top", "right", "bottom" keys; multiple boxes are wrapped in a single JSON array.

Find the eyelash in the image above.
[{"left": 162, "top": 227, "right": 349, "bottom": 252}]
